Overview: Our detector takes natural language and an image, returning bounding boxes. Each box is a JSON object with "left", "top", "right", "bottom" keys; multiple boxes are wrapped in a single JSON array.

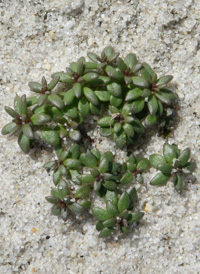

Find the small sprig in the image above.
[{"left": 149, "top": 143, "right": 196, "bottom": 193}]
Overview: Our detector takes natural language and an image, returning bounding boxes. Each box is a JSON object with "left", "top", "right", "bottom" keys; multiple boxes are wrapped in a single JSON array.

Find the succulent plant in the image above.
[
  {"left": 149, "top": 143, "right": 196, "bottom": 193},
  {"left": 1, "top": 46, "right": 196, "bottom": 238}
]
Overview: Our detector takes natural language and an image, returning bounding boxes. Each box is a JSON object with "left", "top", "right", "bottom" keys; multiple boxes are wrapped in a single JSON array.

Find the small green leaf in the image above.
[
  {"left": 31, "top": 113, "right": 51, "bottom": 125},
  {"left": 26, "top": 96, "right": 38, "bottom": 107},
  {"left": 173, "top": 174, "right": 184, "bottom": 193},
  {"left": 61, "top": 208, "right": 68, "bottom": 221},
  {"left": 83, "top": 72, "right": 99, "bottom": 83},
  {"left": 142, "top": 63, "right": 155, "bottom": 78},
  {"left": 48, "top": 76, "right": 60, "bottom": 90},
  {"left": 156, "top": 75, "right": 173, "bottom": 86},
  {"left": 74, "top": 185, "right": 91, "bottom": 199},
  {"left": 113, "top": 122, "right": 122, "bottom": 134},
  {"left": 124, "top": 53, "right": 137, "bottom": 69},
  {"left": 51, "top": 205, "right": 61, "bottom": 216},
  {"left": 125, "top": 88, "right": 142, "bottom": 102},
  {"left": 120, "top": 172, "right": 133, "bottom": 185},
  {"left": 103, "top": 218, "right": 116, "bottom": 228},
  {"left": 78, "top": 97, "right": 90, "bottom": 118},
  {"left": 87, "top": 52, "right": 101, "bottom": 63},
  {"left": 96, "top": 221, "right": 104, "bottom": 231},
  {"left": 100, "top": 127, "right": 112, "bottom": 136},
  {"left": 64, "top": 89, "right": 75, "bottom": 105},
  {"left": 78, "top": 174, "right": 95, "bottom": 184},
  {"left": 80, "top": 153, "right": 98, "bottom": 168},
  {"left": 48, "top": 94, "right": 64, "bottom": 109},
  {"left": 127, "top": 212, "right": 144, "bottom": 224},
  {"left": 18, "top": 132, "right": 30, "bottom": 153},
  {"left": 58, "top": 165, "right": 67, "bottom": 176},
  {"left": 95, "top": 90, "right": 110, "bottom": 102},
  {"left": 131, "top": 76, "right": 149, "bottom": 88},
  {"left": 69, "top": 130, "right": 81, "bottom": 142},
  {"left": 68, "top": 202, "right": 85, "bottom": 214},
  {"left": 1, "top": 122, "right": 18, "bottom": 135},
  {"left": 83, "top": 87, "right": 99, "bottom": 106},
  {"left": 91, "top": 149, "right": 101, "bottom": 160},
  {"left": 98, "top": 157, "right": 109, "bottom": 174},
  {"left": 105, "top": 66, "right": 124, "bottom": 82},
  {"left": 107, "top": 82, "right": 122, "bottom": 97},
  {"left": 142, "top": 88, "right": 151, "bottom": 98},
  {"left": 163, "top": 143, "right": 177, "bottom": 164},
  {"left": 114, "top": 131, "right": 126, "bottom": 149},
  {"left": 157, "top": 163, "right": 173, "bottom": 174},
  {"left": 145, "top": 114, "right": 157, "bottom": 127},
  {"left": 117, "top": 57, "right": 127, "bottom": 72},
  {"left": 28, "top": 82, "right": 42, "bottom": 93},
  {"left": 90, "top": 102, "right": 101, "bottom": 115},
  {"left": 178, "top": 148, "right": 190, "bottom": 167},
  {"left": 37, "top": 94, "right": 48, "bottom": 106},
  {"left": 106, "top": 201, "right": 119, "bottom": 218},
  {"left": 123, "top": 123, "right": 135, "bottom": 138},
  {"left": 98, "top": 116, "right": 112, "bottom": 127},
  {"left": 118, "top": 192, "right": 130, "bottom": 212},
  {"left": 52, "top": 72, "right": 73, "bottom": 84},
  {"left": 182, "top": 162, "right": 196, "bottom": 174},
  {"left": 43, "top": 161, "right": 56, "bottom": 172},
  {"left": 42, "top": 127, "right": 60, "bottom": 146},
  {"left": 99, "top": 227, "right": 115, "bottom": 238},
  {"left": 72, "top": 82, "right": 82, "bottom": 99},
  {"left": 80, "top": 200, "right": 91, "bottom": 209},
  {"left": 104, "top": 190, "right": 118, "bottom": 206},
  {"left": 132, "top": 98, "right": 145, "bottom": 114},
  {"left": 137, "top": 158, "right": 149, "bottom": 173},
  {"left": 148, "top": 94, "right": 158, "bottom": 115},
  {"left": 155, "top": 91, "right": 171, "bottom": 105},
  {"left": 92, "top": 207, "right": 110, "bottom": 221},
  {"left": 53, "top": 168, "right": 62, "bottom": 185},
  {"left": 149, "top": 154, "right": 166, "bottom": 169},
  {"left": 19, "top": 95, "right": 27, "bottom": 115},
  {"left": 63, "top": 158, "right": 81, "bottom": 169},
  {"left": 110, "top": 96, "right": 123, "bottom": 107},
  {"left": 4, "top": 106, "right": 20, "bottom": 118},
  {"left": 103, "top": 180, "right": 117, "bottom": 191},
  {"left": 150, "top": 172, "right": 170, "bottom": 185},
  {"left": 128, "top": 187, "right": 138, "bottom": 204},
  {"left": 22, "top": 124, "right": 34, "bottom": 140},
  {"left": 45, "top": 196, "right": 59, "bottom": 205},
  {"left": 64, "top": 106, "right": 78, "bottom": 119}
]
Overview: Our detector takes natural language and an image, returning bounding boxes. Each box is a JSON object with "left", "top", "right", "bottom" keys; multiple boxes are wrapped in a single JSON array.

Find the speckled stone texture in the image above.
[{"left": 0, "top": 0, "right": 200, "bottom": 273}]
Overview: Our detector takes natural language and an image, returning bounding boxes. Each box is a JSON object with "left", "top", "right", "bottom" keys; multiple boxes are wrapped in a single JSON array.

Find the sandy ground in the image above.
[{"left": 0, "top": 1, "right": 200, "bottom": 273}]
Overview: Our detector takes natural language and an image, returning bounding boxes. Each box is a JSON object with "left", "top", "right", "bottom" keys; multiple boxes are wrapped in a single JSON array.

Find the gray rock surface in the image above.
[{"left": 0, "top": 0, "right": 200, "bottom": 273}]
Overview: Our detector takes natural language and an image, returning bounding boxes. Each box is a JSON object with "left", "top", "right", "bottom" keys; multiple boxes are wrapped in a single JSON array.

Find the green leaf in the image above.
[
  {"left": 72, "top": 83, "right": 82, "bottom": 99},
  {"left": 45, "top": 196, "right": 59, "bottom": 205},
  {"left": 64, "top": 89, "right": 75, "bottom": 105},
  {"left": 173, "top": 174, "right": 184, "bottom": 193},
  {"left": 42, "top": 127, "right": 60, "bottom": 146},
  {"left": 14, "top": 95, "right": 21, "bottom": 114},
  {"left": 28, "top": 82, "right": 42, "bottom": 93},
  {"left": 103, "top": 218, "right": 116, "bottom": 228},
  {"left": 63, "top": 158, "right": 81, "bottom": 169},
  {"left": 156, "top": 75, "right": 173, "bottom": 86},
  {"left": 103, "top": 181, "right": 117, "bottom": 191},
  {"left": 124, "top": 53, "right": 137, "bottom": 69},
  {"left": 131, "top": 119, "right": 144, "bottom": 134},
  {"left": 51, "top": 205, "right": 61, "bottom": 216},
  {"left": 1, "top": 122, "right": 18, "bottom": 135},
  {"left": 31, "top": 113, "right": 51, "bottom": 125},
  {"left": 123, "top": 123, "right": 135, "bottom": 138},
  {"left": 53, "top": 168, "right": 62, "bottom": 185},
  {"left": 120, "top": 172, "right": 133, "bottom": 185},
  {"left": 92, "top": 207, "right": 110, "bottom": 221},
  {"left": 157, "top": 163, "right": 172, "bottom": 174},
  {"left": 58, "top": 165, "right": 67, "bottom": 176},
  {"left": 145, "top": 114, "right": 157, "bottom": 127},
  {"left": 26, "top": 96, "right": 38, "bottom": 107},
  {"left": 113, "top": 122, "right": 122, "bottom": 134},
  {"left": 19, "top": 95, "right": 27, "bottom": 115},
  {"left": 125, "top": 88, "right": 142, "bottom": 102},
  {"left": 61, "top": 208, "right": 68, "bottom": 221},
  {"left": 4, "top": 106, "right": 20, "bottom": 118},
  {"left": 178, "top": 148, "right": 190, "bottom": 167},
  {"left": 80, "top": 153, "right": 98, "bottom": 168},
  {"left": 137, "top": 158, "right": 149, "bottom": 173},
  {"left": 96, "top": 221, "right": 104, "bottom": 231},
  {"left": 48, "top": 94, "right": 64, "bottom": 109},
  {"left": 100, "top": 127, "right": 112, "bottom": 137},
  {"left": 104, "top": 190, "right": 118, "bottom": 206},
  {"left": 128, "top": 187, "right": 138, "bottom": 204},
  {"left": 148, "top": 94, "right": 158, "bottom": 115},
  {"left": 98, "top": 116, "right": 112, "bottom": 127},
  {"left": 107, "top": 82, "right": 122, "bottom": 97},
  {"left": 150, "top": 172, "right": 170, "bottom": 185},
  {"left": 43, "top": 161, "right": 56, "bottom": 172},
  {"left": 87, "top": 52, "right": 100, "bottom": 63},
  {"left": 51, "top": 72, "right": 73, "bottom": 84},
  {"left": 98, "top": 157, "right": 109, "bottom": 174},
  {"left": 83, "top": 87, "right": 99, "bottom": 106},
  {"left": 117, "top": 57, "right": 127, "bottom": 72},
  {"left": 110, "top": 95, "right": 123, "bottom": 107},
  {"left": 155, "top": 91, "right": 171, "bottom": 105},
  {"left": 132, "top": 98, "right": 145, "bottom": 114},
  {"left": 68, "top": 202, "right": 85, "bottom": 214},
  {"left": 69, "top": 130, "right": 81, "bottom": 142},
  {"left": 163, "top": 143, "right": 177, "bottom": 164},
  {"left": 106, "top": 201, "right": 119, "bottom": 218},
  {"left": 142, "top": 63, "right": 155, "bottom": 78},
  {"left": 118, "top": 192, "right": 130, "bottom": 212},
  {"left": 114, "top": 131, "right": 126, "bottom": 149},
  {"left": 22, "top": 124, "right": 34, "bottom": 140},
  {"left": 48, "top": 76, "right": 60, "bottom": 90},
  {"left": 37, "top": 94, "right": 48, "bottom": 106},
  {"left": 74, "top": 185, "right": 91, "bottom": 199},
  {"left": 127, "top": 212, "right": 144, "bottom": 224},
  {"left": 78, "top": 174, "right": 95, "bottom": 184},
  {"left": 182, "top": 162, "right": 196, "bottom": 174},
  {"left": 142, "top": 88, "right": 151, "bottom": 98},
  {"left": 95, "top": 90, "right": 110, "bottom": 102},
  {"left": 83, "top": 72, "right": 99, "bottom": 83},
  {"left": 90, "top": 102, "right": 101, "bottom": 115},
  {"left": 131, "top": 76, "right": 149, "bottom": 88},
  {"left": 91, "top": 148, "right": 101, "bottom": 160},
  {"left": 69, "top": 169, "right": 81, "bottom": 185},
  {"left": 18, "top": 131, "right": 30, "bottom": 153},
  {"left": 64, "top": 106, "right": 78, "bottom": 119},
  {"left": 149, "top": 154, "right": 166, "bottom": 169},
  {"left": 105, "top": 66, "right": 124, "bottom": 82},
  {"left": 78, "top": 97, "right": 90, "bottom": 118},
  {"left": 99, "top": 227, "right": 115, "bottom": 238},
  {"left": 80, "top": 200, "right": 91, "bottom": 209},
  {"left": 84, "top": 62, "right": 98, "bottom": 69}
]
